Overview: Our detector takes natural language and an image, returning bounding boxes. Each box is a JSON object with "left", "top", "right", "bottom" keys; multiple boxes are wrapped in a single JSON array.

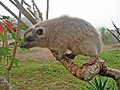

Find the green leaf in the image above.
[
  {"left": 87, "top": 81, "right": 97, "bottom": 90},
  {"left": 21, "top": 27, "right": 27, "bottom": 30},
  {"left": 3, "top": 53, "right": 7, "bottom": 60},
  {"left": 111, "top": 81, "right": 115, "bottom": 90},
  {"left": 21, "top": 48, "right": 26, "bottom": 51},
  {"left": 94, "top": 77, "right": 99, "bottom": 89},
  {"left": 0, "top": 34, "right": 3, "bottom": 40},
  {"left": 14, "top": 58, "right": 19, "bottom": 67},
  {"left": 18, "top": 37, "right": 22, "bottom": 46},
  {"left": 11, "top": 32, "right": 16, "bottom": 39},
  {"left": 0, "top": 47, "right": 11, "bottom": 60},
  {"left": 99, "top": 76, "right": 103, "bottom": 90},
  {"left": 9, "top": 42, "right": 15, "bottom": 46},
  {"left": 102, "top": 78, "right": 108, "bottom": 89}
]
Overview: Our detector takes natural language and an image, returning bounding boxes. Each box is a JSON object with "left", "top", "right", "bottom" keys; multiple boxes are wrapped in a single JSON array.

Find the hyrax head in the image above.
[{"left": 21, "top": 26, "right": 46, "bottom": 49}]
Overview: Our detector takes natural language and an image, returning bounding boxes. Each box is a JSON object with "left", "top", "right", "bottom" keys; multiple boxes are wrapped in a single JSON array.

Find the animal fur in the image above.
[{"left": 21, "top": 15, "right": 102, "bottom": 60}]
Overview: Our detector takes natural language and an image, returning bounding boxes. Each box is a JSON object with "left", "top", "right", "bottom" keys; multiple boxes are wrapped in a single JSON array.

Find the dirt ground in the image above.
[
  {"left": 16, "top": 47, "right": 56, "bottom": 61},
  {"left": 15, "top": 44, "right": 120, "bottom": 61}
]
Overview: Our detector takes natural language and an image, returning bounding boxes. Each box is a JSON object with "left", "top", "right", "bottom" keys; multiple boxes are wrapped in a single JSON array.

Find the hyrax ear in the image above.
[{"left": 36, "top": 28, "right": 43, "bottom": 35}]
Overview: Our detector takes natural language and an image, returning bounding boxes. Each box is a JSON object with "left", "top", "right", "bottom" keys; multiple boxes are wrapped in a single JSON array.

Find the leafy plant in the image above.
[
  {"left": 86, "top": 76, "right": 116, "bottom": 90},
  {"left": 0, "top": 18, "right": 19, "bottom": 66},
  {"left": 0, "top": 16, "right": 28, "bottom": 84},
  {"left": 0, "top": 47, "right": 11, "bottom": 60}
]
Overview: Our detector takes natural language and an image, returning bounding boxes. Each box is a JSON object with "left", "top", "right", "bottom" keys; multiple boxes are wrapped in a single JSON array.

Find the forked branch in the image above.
[{"left": 50, "top": 49, "right": 120, "bottom": 89}]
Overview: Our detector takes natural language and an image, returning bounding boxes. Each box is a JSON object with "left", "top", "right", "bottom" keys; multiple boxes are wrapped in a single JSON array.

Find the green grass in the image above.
[
  {"left": 99, "top": 49, "right": 120, "bottom": 69},
  {"left": 0, "top": 49, "right": 120, "bottom": 90}
]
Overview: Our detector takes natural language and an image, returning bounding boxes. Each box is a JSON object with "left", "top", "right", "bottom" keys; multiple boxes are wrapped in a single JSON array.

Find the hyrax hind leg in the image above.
[{"left": 82, "top": 45, "right": 100, "bottom": 66}]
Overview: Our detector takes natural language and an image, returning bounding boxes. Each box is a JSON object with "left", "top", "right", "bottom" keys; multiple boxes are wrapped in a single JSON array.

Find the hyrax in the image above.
[{"left": 21, "top": 15, "right": 102, "bottom": 64}]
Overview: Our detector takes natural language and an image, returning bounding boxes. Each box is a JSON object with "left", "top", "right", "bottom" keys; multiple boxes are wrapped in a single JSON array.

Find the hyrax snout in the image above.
[{"left": 21, "top": 15, "right": 102, "bottom": 61}]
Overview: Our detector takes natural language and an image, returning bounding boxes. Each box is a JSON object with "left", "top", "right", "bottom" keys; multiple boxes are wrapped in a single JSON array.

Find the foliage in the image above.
[
  {"left": 98, "top": 27, "right": 118, "bottom": 45},
  {"left": 86, "top": 76, "right": 116, "bottom": 90},
  {"left": 0, "top": 47, "right": 11, "bottom": 60},
  {"left": 0, "top": 19, "right": 19, "bottom": 66}
]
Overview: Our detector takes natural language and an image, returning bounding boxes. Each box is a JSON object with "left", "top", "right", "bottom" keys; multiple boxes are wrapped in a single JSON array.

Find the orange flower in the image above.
[
  {"left": 0, "top": 22, "right": 4, "bottom": 34},
  {"left": 5, "top": 20, "right": 13, "bottom": 31}
]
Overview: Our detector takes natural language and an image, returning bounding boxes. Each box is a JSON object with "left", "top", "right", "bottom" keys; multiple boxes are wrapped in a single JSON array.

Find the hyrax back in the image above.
[{"left": 22, "top": 16, "right": 102, "bottom": 59}]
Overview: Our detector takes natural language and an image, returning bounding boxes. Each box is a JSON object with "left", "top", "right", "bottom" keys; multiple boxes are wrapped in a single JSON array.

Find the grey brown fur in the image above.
[{"left": 21, "top": 15, "right": 102, "bottom": 60}]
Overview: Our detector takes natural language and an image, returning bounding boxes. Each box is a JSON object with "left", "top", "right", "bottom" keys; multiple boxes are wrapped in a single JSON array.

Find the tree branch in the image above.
[
  {"left": 13, "top": 0, "right": 37, "bottom": 24},
  {"left": 0, "top": 1, "right": 29, "bottom": 28},
  {"left": 31, "top": 0, "right": 43, "bottom": 21},
  {"left": 0, "top": 76, "right": 13, "bottom": 90},
  {"left": 46, "top": 0, "right": 49, "bottom": 20},
  {"left": 50, "top": 49, "right": 120, "bottom": 89},
  {"left": 111, "top": 20, "right": 120, "bottom": 35},
  {"left": 107, "top": 28, "right": 120, "bottom": 43},
  {"left": 6, "top": 0, "right": 23, "bottom": 82},
  {"left": 59, "top": 57, "right": 120, "bottom": 89}
]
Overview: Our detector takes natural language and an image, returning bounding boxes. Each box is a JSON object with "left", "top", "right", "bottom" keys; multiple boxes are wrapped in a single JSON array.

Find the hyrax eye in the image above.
[
  {"left": 36, "top": 29, "right": 43, "bottom": 35},
  {"left": 25, "top": 36, "right": 32, "bottom": 42}
]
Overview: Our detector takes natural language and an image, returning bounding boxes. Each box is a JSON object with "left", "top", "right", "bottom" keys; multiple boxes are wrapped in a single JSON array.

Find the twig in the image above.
[
  {"left": 0, "top": 1, "right": 29, "bottom": 28},
  {"left": 6, "top": 0, "right": 23, "bottom": 82},
  {"left": 107, "top": 28, "right": 120, "bottom": 43},
  {"left": 32, "top": 0, "right": 43, "bottom": 21},
  {"left": 46, "top": 0, "right": 49, "bottom": 20},
  {"left": 111, "top": 20, "right": 120, "bottom": 35},
  {"left": 13, "top": 0, "right": 37, "bottom": 24}
]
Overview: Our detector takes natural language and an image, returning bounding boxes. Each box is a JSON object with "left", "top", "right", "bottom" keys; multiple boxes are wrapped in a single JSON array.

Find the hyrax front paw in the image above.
[{"left": 65, "top": 53, "right": 75, "bottom": 59}]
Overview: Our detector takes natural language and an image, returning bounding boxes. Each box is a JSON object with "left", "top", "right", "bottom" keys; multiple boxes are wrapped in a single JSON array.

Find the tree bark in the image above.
[
  {"left": 0, "top": 76, "right": 13, "bottom": 90},
  {"left": 59, "top": 57, "right": 120, "bottom": 89}
]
